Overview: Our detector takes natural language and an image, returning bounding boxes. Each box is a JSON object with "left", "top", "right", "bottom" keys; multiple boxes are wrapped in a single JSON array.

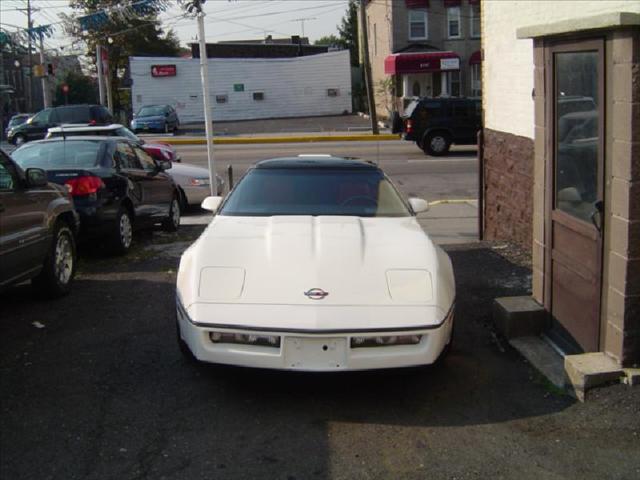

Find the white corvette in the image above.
[{"left": 176, "top": 156, "right": 455, "bottom": 371}]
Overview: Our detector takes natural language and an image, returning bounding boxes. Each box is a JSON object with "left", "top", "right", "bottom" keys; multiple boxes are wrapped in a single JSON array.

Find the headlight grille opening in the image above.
[
  {"left": 350, "top": 335, "right": 422, "bottom": 348},
  {"left": 209, "top": 331, "right": 280, "bottom": 348}
]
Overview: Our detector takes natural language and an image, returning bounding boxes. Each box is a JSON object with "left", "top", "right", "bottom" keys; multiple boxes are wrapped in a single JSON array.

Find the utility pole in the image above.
[
  {"left": 196, "top": 4, "right": 217, "bottom": 195},
  {"left": 96, "top": 44, "right": 106, "bottom": 106},
  {"left": 358, "top": 0, "right": 379, "bottom": 134},
  {"left": 291, "top": 17, "right": 316, "bottom": 38},
  {"left": 38, "top": 33, "right": 50, "bottom": 107},
  {"left": 24, "top": 0, "right": 35, "bottom": 111}
]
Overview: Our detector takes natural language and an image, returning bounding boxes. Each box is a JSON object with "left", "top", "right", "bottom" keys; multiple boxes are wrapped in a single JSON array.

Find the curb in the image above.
[{"left": 155, "top": 134, "right": 400, "bottom": 145}]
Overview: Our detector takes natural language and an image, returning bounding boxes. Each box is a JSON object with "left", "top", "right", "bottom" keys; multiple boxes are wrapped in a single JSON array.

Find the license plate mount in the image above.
[{"left": 284, "top": 337, "right": 347, "bottom": 370}]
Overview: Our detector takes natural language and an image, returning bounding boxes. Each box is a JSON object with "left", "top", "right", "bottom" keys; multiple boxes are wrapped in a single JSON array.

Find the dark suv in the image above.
[
  {"left": 7, "top": 104, "right": 113, "bottom": 146},
  {"left": 393, "top": 98, "right": 481, "bottom": 156},
  {"left": 0, "top": 149, "right": 79, "bottom": 297}
]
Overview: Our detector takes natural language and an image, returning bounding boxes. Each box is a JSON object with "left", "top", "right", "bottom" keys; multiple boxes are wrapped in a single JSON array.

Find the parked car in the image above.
[
  {"left": 4, "top": 113, "right": 34, "bottom": 139},
  {"left": 7, "top": 104, "right": 113, "bottom": 146},
  {"left": 131, "top": 105, "right": 180, "bottom": 134},
  {"left": 393, "top": 97, "right": 481, "bottom": 156},
  {"left": 11, "top": 137, "right": 180, "bottom": 253},
  {"left": 0, "top": 149, "right": 79, "bottom": 296},
  {"left": 176, "top": 155, "right": 455, "bottom": 370},
  {"left": 46, "top": 124, "right": 224, "bottom": 206}
]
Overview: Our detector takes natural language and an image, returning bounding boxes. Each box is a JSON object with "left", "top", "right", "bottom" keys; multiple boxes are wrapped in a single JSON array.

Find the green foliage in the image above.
[
  {"left": 314, "top": 35, "right": 341, "bottom": 46},
  {"left": 63, "top": 0, "right": 182, "bottom": 113},
  {"left": 337, "top": 0, "right": 359, "bottom": 67},
  {"left": 53, "top": 71, "right": 98, "bottom": 106}
]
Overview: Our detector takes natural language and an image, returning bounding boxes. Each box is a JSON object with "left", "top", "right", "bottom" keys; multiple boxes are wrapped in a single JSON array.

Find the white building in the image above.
[{"left": 129, "top": 50, "right": 352, "bottom": 123}]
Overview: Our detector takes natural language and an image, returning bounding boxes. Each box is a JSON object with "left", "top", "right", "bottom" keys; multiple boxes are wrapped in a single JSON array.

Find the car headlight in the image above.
[
  {"left": 351, "top": 335, "right": 422, "bottom": 348},
  {"left": 190, "top": 177, "right": 210, "bottom": 186},
  {"left": 386, "top": 269, "right": 433, "bottom": 302},
  {"left": 209, "top": 332, "right": 280, "bottom": 348}
]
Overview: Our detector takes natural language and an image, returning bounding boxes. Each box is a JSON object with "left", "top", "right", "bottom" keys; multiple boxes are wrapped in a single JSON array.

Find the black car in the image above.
[
  {"left": 393, "top": 98, "right": 481, "bottom": 156},
  {"left": 7, "top": 104, "right": 113, "bottom": 146},
  {"left": 0, "top": 149, "right": 79, "bottom": 296},
  {"left": 11, "top": 137, "right": 181, "bottom": 253}
]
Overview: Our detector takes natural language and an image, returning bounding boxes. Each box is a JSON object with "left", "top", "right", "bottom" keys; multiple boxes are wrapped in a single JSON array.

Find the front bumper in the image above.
[
  {"left": 181, "top": 184, "right": 210, "bottom": 206},
  {"left": 176, "top": 298, "right": 454, "bottom": 371}
]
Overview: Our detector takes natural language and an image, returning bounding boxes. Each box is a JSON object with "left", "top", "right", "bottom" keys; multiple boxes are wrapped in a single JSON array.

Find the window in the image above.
[
  {"left": 327, "top": 89, "right": 339, "bottom": 97},
  {"left": 470, "top": 4, "right": 481, "bottom": 38},
  {"left": 12, "top": 140, "right": 103, "bottom": 169},
  {"left": 471, "top": 63, "right": 482, "bottom": 97},
  {"left": 215, "top": 95, "right": 228, "bottom": 104},
  {"left": 447, "top": 71, "right": 461, "bottom": 97},
  {"left": 554, "top": 50, "right": 600, "bottom": 222},
  {"left": 30, "top": 108, "right": 52, "bottom": 125},
  {"left": 0, "top": 157, "right": 17, "bottom": 191},
  {"left": 134, "top": 146, "right": 157, "bottom": 172},
  {"left": 447, "top": 7, "right": 461, "bottom": 39},
  {"left": 220, "top": 169, "right": 411, "bottom": 218},
  {"left": 253, "top": 92, "right": 264, "bottom": 101},
  {"left": 116, "top": 142, "right": 141, "bottom": 170},
  {"left": 408, "top": 10, "right": 427, "bottom": 40}
]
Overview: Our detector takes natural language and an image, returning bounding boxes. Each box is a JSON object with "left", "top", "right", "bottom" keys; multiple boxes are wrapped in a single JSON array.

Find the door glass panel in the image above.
[{"left": 555, "top": 51, "right": 599, "bottom": 222}]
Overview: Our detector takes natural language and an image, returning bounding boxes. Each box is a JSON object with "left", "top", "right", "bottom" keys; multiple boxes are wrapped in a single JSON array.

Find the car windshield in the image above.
[
  {"left": 12, "top": 141, "right": 103, "bottom": 169},
  {"left": 137, "top": 106, "right": 165, "bottom": 117},
  {"left": 9, "top": 116, "right": 30, "bottom": 128},
  {"left": 220, "top": 168, "right": 411, "bottom": 217}
]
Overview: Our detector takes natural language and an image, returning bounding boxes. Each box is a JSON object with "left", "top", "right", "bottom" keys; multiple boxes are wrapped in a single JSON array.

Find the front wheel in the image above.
[
  {"left": 423, "top": 132, "right": 451, "bottom": 156},
  {"left": 162, "top": 195, "right": 180, "bottom": 232},
  {"left": 13, "top": 134, "right": 26, "bottom": 146},
  {"left": 32, "top": 222, "right": 76, "bottom": 297},
  {"left": 110, "top": 208, "right": 134, "bottom": 254}
]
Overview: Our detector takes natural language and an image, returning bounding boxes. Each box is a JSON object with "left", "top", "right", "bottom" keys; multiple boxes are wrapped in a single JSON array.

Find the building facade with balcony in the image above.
[{"left": 363, "top": 0, "right": 481, "bottom": 118}]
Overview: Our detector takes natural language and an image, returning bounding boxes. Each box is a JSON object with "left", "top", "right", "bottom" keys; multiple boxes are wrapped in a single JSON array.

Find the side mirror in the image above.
[
  {"left": 409, "top": 197, "right": 429, "bottom": 214},
  {"left": 201, "top": 196, "right": 223, "bottom": 213},
  {"left": 157, "top": 160, "right": 172, "bottom": 171},
  {"left": 25, "top": 168, "right": 48, "bottom": 187}
]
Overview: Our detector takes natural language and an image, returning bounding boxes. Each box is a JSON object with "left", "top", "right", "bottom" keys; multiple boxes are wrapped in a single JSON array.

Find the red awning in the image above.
[
  {"left": 384, "top": 51, "right": 460, "bottom": 75},
  {"left": 405, "top": 0, "right": 429, "bottom": 8},
  {"left": 469, "top": 50, "right": 482, "bottom": 65}
]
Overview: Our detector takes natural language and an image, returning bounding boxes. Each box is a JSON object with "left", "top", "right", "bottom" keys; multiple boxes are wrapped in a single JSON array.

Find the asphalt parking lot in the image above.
[{"left": 2, "top": 221, "right": 639, "bottom": 480}]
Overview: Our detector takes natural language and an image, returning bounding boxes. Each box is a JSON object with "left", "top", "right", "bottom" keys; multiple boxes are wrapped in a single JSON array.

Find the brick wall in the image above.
[{"left": 483, "top": 128, "right": 534, "bottom": 250}]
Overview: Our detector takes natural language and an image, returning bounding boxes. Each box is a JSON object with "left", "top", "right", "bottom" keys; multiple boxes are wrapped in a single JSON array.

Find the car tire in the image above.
[
  {"left": 177, "top": 187, "right": 189, "bottom": 212},
  {"left": 162, "top": 194, "right": 180, "bottom": 232},
  {"left": 110, "top": 207, "right": 134, "bottom": 254},
  {"left": 423, "top": 132, "right": 451, "bottom": 156},
  {"left": 32, "top": 221, "right": 76, "bottom": 297},
  {"left": 12, "top": 134, "right": 26, "bottom": 146}
]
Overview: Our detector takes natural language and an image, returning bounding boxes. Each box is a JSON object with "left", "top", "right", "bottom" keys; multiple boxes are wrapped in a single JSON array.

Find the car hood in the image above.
[
  {"left": 178, "top": 215, "right": 454, "bottom": 312},
  {"left": 168, "top": 162, "right": 209, "bottom": 177}
]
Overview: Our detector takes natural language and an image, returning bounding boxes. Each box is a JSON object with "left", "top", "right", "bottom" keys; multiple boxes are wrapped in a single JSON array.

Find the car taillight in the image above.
[
  {"left": 405, "top": 119, "right": 413, "bottom": 134},
  {"left": 64, "top": 176, "right": 105, "bottom": 196},
  {"left": 89, "top": 119, "right": 97, "bottom": 126}
]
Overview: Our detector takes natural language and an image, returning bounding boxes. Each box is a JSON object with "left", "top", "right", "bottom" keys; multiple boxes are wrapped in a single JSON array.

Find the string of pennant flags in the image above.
[{"left": 0, "top": 0, "right": 170, "bottom": 47}]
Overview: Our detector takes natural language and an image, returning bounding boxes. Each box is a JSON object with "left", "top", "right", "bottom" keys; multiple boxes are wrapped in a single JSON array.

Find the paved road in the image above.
[
  {"left": 174, "top": 141, "right": 479, "bottom": 203},
  {"left": 2, "top": 228, "right": 638, "bottom": 480}
]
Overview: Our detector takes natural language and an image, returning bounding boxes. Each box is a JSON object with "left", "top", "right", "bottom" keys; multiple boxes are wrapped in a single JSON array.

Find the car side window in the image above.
[
  {"left": 116, "top": 142, "right": 142, "bottom": 170},
  {"left": 32, "top": 108, "right": 51, "bottom": 124},
  {"left": 134, "top": 146, "right": 157, "bottom": 172},
  {"left": 0, "top": 155, "right": 18, "bottom": 191}
]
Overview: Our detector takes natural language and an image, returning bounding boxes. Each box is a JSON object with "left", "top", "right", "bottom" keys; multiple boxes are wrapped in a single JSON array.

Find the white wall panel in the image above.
[{"left": 130, "top": 51, "right": 352, "bottom": 123}]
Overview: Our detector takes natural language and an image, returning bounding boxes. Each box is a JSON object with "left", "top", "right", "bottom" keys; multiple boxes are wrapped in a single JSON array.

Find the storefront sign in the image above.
[
  {"left": 151, "top": 65, "right": 177, "bottom": 77},
  {"left": 440, "top": 58, "right": 460, "bottom": 70}
]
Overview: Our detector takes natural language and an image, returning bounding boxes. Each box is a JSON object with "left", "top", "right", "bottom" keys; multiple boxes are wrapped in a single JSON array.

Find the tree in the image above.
[
  {"left": 337, "top": 0, "right": 359, "bottom": 67},
  {"left": 62, "top": 0, "right": 182, "bottom": 114},
  {"left": 314, "top": 35, "right": 341, "bottom": 47},
  {"left": 53, "top": 71, "right": 98, "bottom": 106}
]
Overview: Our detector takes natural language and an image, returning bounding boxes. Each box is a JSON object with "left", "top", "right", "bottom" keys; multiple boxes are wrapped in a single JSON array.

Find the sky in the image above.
[{"left": 0, "top": 0, "right": 349, "bottom": 54}]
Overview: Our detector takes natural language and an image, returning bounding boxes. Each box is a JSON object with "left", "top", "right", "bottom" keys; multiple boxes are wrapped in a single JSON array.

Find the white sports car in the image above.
[{"left": 176, "top": 156, "right": 455, "bottom": 371}]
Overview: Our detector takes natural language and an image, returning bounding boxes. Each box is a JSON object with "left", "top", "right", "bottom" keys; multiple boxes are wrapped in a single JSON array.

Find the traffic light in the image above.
[{"left": 47, "top": 63, "right": 55, "bottom": 76}]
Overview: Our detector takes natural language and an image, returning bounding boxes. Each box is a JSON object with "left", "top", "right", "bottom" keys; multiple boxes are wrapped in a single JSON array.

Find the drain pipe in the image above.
[{"left": 478, "top": 128, "right": 484, "bottom": 241}]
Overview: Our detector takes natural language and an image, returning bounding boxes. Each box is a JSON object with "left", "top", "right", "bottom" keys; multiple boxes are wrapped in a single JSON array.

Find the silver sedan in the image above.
[{"left": 166, "top": 163, "right": 225, "bottom": 209}]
